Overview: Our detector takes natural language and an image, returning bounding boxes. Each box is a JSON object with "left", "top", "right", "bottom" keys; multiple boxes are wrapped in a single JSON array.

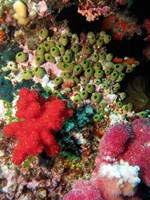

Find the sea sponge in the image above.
[{"left": 13, "top": 0, "right": 30, "bottom": 25}]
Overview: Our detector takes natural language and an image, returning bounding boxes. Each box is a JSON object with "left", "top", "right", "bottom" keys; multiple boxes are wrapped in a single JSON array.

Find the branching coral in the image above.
[
  {"left": 3, "top": 88, "right": 73, "bottom": 165},
  {"left": 77, "top": 1, "right": 111, "bottom": 22}
]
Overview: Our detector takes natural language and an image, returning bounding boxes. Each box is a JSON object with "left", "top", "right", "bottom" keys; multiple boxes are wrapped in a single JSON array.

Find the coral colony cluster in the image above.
[{"left": 0, "top": 0, "right": 150, "bottom": 199}]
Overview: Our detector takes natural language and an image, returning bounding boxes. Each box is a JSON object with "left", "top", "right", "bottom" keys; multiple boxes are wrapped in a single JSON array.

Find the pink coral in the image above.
[
  {"left": 3, "top": 88, "right": 73, "bottom": 165},
  {"left": 64, "top": 119, "right": 150, "bottom": 200},
  {"left": 63, "top": 180, "right": 104, "bottom": 200},
  {"left": 99, "top": 123, "right": 131, "bottom": 161},
  {"left": 123, "top": 118, "right": 150, "bottom": 186},
  {"left": 96, "top": 118, "right": 150, "bottom": 186},
  {"left": 78, "top": 2, "right": 111, "bottom": 22}
]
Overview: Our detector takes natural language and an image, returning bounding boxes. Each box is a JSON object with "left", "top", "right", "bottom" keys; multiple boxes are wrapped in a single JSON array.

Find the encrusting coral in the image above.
[{"left": 3, "top": 88, "right": 73, "bottom": 165}]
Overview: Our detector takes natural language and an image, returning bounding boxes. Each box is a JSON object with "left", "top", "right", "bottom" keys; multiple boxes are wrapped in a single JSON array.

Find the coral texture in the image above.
[
  {"left": 64, "top": 118, "right": 150, "bottom": 200},
  {"left": 3, "top": 88, "right": 73, "bottom": 165},
  {"left": 63, "top": 180, "right": 104, "bottom": 200},
  {"left": 96, "top": 118, "right": 150, "bottom": 186}
]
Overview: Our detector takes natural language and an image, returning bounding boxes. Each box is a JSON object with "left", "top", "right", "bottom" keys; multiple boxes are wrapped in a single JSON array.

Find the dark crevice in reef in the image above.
[
  {"left": 129, "top": 0, "right": 150, "bottom": 23},
  {"left": 56, "top": 6, "right": 103, "bottom": 34}
]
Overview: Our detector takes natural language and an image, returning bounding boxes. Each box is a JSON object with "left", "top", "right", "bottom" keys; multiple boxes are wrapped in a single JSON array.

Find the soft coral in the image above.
[{"left": 3, "top": 88, "right": 73, "bottom": 165}]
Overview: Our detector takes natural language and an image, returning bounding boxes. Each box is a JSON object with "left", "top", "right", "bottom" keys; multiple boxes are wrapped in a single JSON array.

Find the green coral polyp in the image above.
[
  {"left": 104, "top": 35, "right": 111, "bottom": 44},
  {"left": 116, "top": 101, "right": 123, "bottom": 108},
  {"left": 116, "top": 73, "right": 125, "bottom": 82},
  {"left": 119, "top": 92, "right": 127, "bottom": 100},
  {"left": 92, "top": 114, "right": 100, "bottom": 122},
  {"left": 82, "top": 46, "right": 92, "bottom": 55},
  {"left": 87, "top": 31, "right": 95, "bottom": 39},
  {"left": 80, "top": 60, "right": 90, "bottom": 70},
  {"left": 36, "top": 46, "right": 45, "bottom": 55},
  {"left": 65, "top": 49, "right": 73, "bottom": 56},
  {"left": 94, "top": 78, "right": 102, "bottom": 84},
  {"left": 63, "top": 54, "right": 72, "bottom": 63},
  {"left": 43, "top": 42, "right": 51, "bottom": 52},
  {"left": 35, "top": 55, "right": 44, "bottom": 66},
  {"left": 85, "top": 84, "right": 95, "bottom": 93},
  {"left": 89, "top": 36, "right": 96, "bottom": 44},
  {"left": 112, "top": 83, "right": 121, "bottom": 92},
  {"left": 22, "top": 71, "right": 32, "bottom": 80},
  {"left": 39, "top": 28, "right": 49, "bottom": 40},
  {"left": 52, "top": 90, "right": 62, "bottom": 98},
  {"left": 16, "top": 52, "right": 27, "bottom": 63},
  {"left": 71, "top": 44, "right": 80, "bottom": 53},
  {"left": 110, "top": 71, "right": 119, "bottom": 81},
  {"left": 60, "top": 72, "right": 71, "bottom": 79},
  {"left": 126, "top": 65, "right": 134, "bottom": 73},
  {"left": 99, "top": 52, "right": 106, "bottom": 61},
  {"left": 53, "top": 77, "right": 63, "bottom": 86},
  {"left": 50, "top": 47, "right": 60, "bottom": 57},
  {"left": 104, "top": 68, "right": 113, "bottom": 75},
  {"left": 45, "top": 53, "right": 55, "bottom": 63},
  {"left": 91, "top": 53, "right": 99, "bottom": 62},
  {"left": 57, "top": 43, "right": 65, "bottom": 55},
  {"left": 80, "top": 90, "right": 89, "bottom": 100},
  {"left": 33, "top": 67, "right": 45, "bottom": 79},
  {"left": 84, "top": 67, "right": 94, "bottom": 78},
  {"left": 93, "top": 63, "right": 102, "bottom": 70},
  {"left": 94, "top": 70, "right": 104, "bottom": 78},
  {"left": 91, "top": 93, "right": 101, "bottom": 103},
  {"left": 73, "top": 65, "right": 83, "bottom": 76},
  {"left": 71, "top": 76, "right": 80, "bottom": 84},
  {"left": 96, "top": 38, "right": 104, "bottom": 48},
  {"left": 73, "top": 95, "right": 82, "bottom": 104},
  {"left": 114, "top": 64, "right": 125, "bottom": 72},
  {"left": 64, "top": 63, "right": 74, "bottom": 73},
  {"left": 59, "top": 35, "right": 68, "bottom": 46},
  {"left": 81, "top": 77, "right": 89, "bottom": 84}
]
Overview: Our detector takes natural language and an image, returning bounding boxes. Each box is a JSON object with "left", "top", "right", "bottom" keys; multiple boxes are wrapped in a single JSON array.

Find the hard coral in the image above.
[{"left": 3, "top": 88, "right": 73, "bottom": 165}]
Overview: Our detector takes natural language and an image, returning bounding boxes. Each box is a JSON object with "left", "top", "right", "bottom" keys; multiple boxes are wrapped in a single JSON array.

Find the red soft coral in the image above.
[{"left": 3, "top": 88, "right": 73, "bottom": 165}]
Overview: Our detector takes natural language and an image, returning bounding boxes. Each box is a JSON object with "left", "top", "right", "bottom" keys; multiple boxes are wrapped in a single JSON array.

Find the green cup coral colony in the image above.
[
  {"left": 1, "top": 27, "right": 143, "bottom": 125},
  {"left": 19, "top": 31, "right": 139, "bottom": 115}
]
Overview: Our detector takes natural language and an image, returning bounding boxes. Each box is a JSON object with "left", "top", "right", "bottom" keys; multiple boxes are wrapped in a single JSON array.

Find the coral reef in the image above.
[{"left": 0, "top": 0, "right": 149, "bottom": 199}]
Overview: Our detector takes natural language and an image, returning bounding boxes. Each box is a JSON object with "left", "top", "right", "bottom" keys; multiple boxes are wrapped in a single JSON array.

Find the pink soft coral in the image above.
[
  {"left": 3, "top": 88, "right": 73, "bottom": 165},
  {"left": 123, "top": 118, "right": 150, "bottom": 186},
  {"left": 64, "top": 119, "right": 150, "bottom": 200},
  {"left": 64, "top": 180, "right": 104, "bottom": 200}
]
